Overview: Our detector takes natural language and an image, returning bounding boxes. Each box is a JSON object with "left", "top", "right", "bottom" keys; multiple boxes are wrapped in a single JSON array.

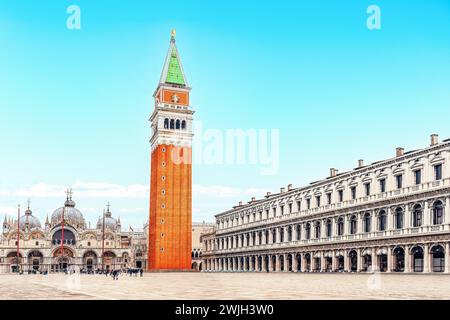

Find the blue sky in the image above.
[{"left": 0, "top": 0, "right": 449, "bottom": 228}]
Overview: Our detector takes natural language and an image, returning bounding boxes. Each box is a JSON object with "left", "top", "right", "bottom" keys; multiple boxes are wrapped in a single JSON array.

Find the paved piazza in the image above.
[{"left": 0, "top": 273, "right": 450, "bottom": 300}]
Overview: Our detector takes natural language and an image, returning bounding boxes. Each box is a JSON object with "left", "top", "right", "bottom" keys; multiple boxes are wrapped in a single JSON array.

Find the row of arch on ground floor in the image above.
[
  {"left": 203, "top": 244, "right": 450, "bottom": 273},
  {"left": 1, "top": 248, "right": 138, "bottom": 273}
]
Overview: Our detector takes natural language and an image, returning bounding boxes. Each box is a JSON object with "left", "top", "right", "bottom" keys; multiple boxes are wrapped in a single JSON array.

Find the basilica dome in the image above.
[
  {"left": 19, "top": 207, "right": 41, "bottom": 230},
  {"left": 51, "top": 197, "right": 86, "bottom": 229},
  {"left": 96, "top": 206, "right": 119, "bottom": 231}
]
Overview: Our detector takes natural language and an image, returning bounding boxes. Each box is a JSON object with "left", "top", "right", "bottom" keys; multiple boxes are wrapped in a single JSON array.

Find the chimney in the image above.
[
  {"left": 358, "top": 159, "right": 364, "bottom": 168},
  {"left": 396, "top": 147, "right": 404, "bottom": 157},
  {"left": 266, "top": 192, "right": 271, "bottom": 197},
  {"left": 287, "top": 184, "right": 292, "bottom": 191},
  {"left": 430, "top": 134, "right": 439, "bottom": 146},
  {"left": 280, "top": 187, "right": 285, "bottom": 193},
  {"left": 330, "top": 168, "right": 338, "bottom": 177}
]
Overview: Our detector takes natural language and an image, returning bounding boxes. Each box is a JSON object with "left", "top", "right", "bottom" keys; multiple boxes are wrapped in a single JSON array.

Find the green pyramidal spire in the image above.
[
  {"left": 165, "top": 47, "right": 186, "bottom": 85},
  {"left": 160, "top": 30, "right": 188, "bottom": 86}
]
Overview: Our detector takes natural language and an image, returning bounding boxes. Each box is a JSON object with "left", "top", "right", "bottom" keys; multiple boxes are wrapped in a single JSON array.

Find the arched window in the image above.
[
  {"left": 164, "top": 118, "right": 169, "bottom": 129},
  {"left": 181, "top": 120, "right": 186, "bottom": 130},
  {"left": 170, "top": 119, "right": 175, "bottom": 129},
  {"left": 305, "top": 223, "right": 311, "bottom": 240},
  {"left": 271, "top": 229, "right": 276, "bottom": 244},
  {"left": 258, "top": 231, "right": 262, "bottom": 245},
  {"left": 314, "top": 221, "right": 321, "bottom": 239},
  {"left": 279, "top": 228, "right": 284, "bottom": 243},
  {"left": 287, "top": 226, "right": 292, "bottom": 242},
  {"left": 350, "top": 215, "right": 357, "bottom": 234},
  {"left": 326, "top": 219, "right": 332, "bottom": 237},
  {"left": 395, "top": 207, "right": 404, "bottom": 229},
  {"left": 52, "top": 229, "right": 76, "bottom": 245},
  {"left": 431, "top": 245, "right": 445, "bottom": 272},
  {"left": 363, "top": 212, "right": 371, "bottom": 233},
  {"left": 412, "top": 204, "right": 423, "bottom": 227},
  {"left": 378, "top": 210, "right": 387, "bottom": 231},
  {"left": 175, "top": 119, "right": 180, "bottom": 129},
  {"left": 433, "top": 201, "right": 444, "bottom": 225},
  {"left": 337, "top": 217, "right": 344, "bottom": 236},
  {"left": 296, "top": 224, "right": 301, "bottom": 240},
  {"left": 265, "top": 230, "right": 270, "bottom": 244}
]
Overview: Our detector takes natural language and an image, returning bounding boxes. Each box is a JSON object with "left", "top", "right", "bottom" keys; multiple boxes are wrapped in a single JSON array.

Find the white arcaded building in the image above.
[{"left": 201, "top": 134, "right": 450, "bottom": 274}]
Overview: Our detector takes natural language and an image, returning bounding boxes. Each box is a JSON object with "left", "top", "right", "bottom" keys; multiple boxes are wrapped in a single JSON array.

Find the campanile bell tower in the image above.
[{"left": 148, "top": 30, "right": 194, "bottom": 271}]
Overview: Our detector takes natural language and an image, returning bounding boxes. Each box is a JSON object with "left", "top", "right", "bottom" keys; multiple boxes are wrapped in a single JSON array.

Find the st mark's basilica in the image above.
[{"left": 0, "top": 191, "right": 149, "bottom": 273}]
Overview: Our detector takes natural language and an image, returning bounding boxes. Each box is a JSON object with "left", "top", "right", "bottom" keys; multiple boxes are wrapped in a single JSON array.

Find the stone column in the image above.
[
  {"left": 371, "top": 249, "right": 377, "bottom": 272},
  {"left": 343, "top": 250, "right": 348, "bottom": 272},
  {"left": 445, "top": 197, "right": 450, "bottom": 227},
  {"left": 292, "top": 253, "right": 298, "bottom": 272},
  {"left": 404, "top": 245, "right": 411, "bottom": 273},
  {"left": 386, "top": 247, "right": 392, "bottom": 273},
  {"left": 357, "top": 248, "right": 362, "bottom": 272},
  {"left": 344, "top": 215, "right": 349, "bottom": 236},
  {"left": 275, "top": 255, "right": 280, "bottom": 272},
  {"left": 387, "top": 207, "right": 393, "bottom": 232},
  {"left": 292, "top": 226, "right": 297, "bottom": 242},
  {"left": 404, "top": 205, "right": 411, "bottom": 229},
  {"left": 268, "top": 255, "right": 273, "bottom": 272},
  {"left": 357, "top": 213, "right": 363, "bottom": 237},
  {"left": 424, "top": 201, "right": 430, "bottom": 227},
  {"left": 424, "top": 244, "right": 430, "bottom": 273},
  {"left": 445, "top": 242, "right": 450, "bottom": 274},
  {"left": 332, "top": 251, "right": 337, "bottom": 271},
  {"left": 320, "top": 252, "right": 325, "bottom": 272},
  {"left": 276, "top": 228, "right": 280, "bottom": 243}
]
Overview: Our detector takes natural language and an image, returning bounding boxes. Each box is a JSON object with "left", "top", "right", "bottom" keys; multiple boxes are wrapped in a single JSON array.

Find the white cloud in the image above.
[
  {"left": 0, "top": 206, "right": 18, "bottom": 216},
  {"left": 15, "top": 183, "right": 65, "bottom": 198}
]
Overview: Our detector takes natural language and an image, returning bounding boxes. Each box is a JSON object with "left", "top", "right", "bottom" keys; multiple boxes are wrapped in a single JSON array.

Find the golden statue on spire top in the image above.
[{"left": 171, "top": 29, "right": 176, "bottom": 39}]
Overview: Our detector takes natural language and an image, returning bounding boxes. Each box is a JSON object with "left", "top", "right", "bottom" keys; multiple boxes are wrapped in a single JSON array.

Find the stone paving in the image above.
[{"left": 0, "top": 272, "right": 449, "bottom": 300}]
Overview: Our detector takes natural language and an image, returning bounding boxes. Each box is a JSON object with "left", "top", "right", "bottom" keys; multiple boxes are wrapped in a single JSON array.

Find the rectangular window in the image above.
[
  {"left": 351, "top": 186, "right": 356, "bottom": 200},
  {"left": 280, "top": 206, "right": 284, "bottom": 215},
  {"left": 272, "top": 207, "right": 276, "bottom": 217},
  {"left": 296, "top": 201, "right": 301, "bottom": 212},
  {"left": 288, "top": 203, "right": 292, "bottom": 214},
  {"left": 316, "top": 196, "right": 321, "bottom": 207},
  {"left": 380, "top": 179, "right": 386, "bottom": 193},
  {"left": 364, "top": 183, "right": 370, "bottom": 196},
  {"left": 435, "top": 164, "right": 442, "bottom": 180},
  {"left": 306, "top": 198, "right": 311, "bottom": 210},
  {"left": 338, "top": 190, "right": 344, "bottom": 202},
  {"left": 414, "top": 170, "right": 422, "bottom": 185},
  {"left": 396, "top": 175, "right": 403, "bottom": 189},
  {"left": 259, "top": 211, "right": 262, "bottom": 220},
  {"left": 265, "top": 209, "right": 269, "bottom": 219},
  {"left": 327, "top": 193, "right": 332, "bottom": 205}
]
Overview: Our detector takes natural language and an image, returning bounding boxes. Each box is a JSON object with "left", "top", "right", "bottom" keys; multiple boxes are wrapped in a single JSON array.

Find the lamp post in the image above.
[
  {"left": 102, "top": 209, "right": 105, "bottom": 272},
  {"left": 16, "top": 204, "right": 20, "bottom": 273}
]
